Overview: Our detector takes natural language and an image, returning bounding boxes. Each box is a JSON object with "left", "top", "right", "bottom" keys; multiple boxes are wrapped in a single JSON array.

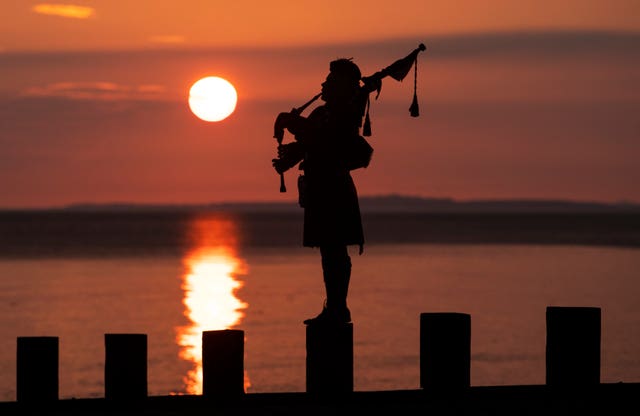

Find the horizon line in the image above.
[{"left": 2, "top": 194, "right": 639, "bottom": 212}]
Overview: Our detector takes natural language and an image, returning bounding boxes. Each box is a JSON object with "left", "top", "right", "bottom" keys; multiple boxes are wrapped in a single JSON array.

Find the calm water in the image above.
[{"left": 1, "top": 211, "right": 639, "bottom": 401}]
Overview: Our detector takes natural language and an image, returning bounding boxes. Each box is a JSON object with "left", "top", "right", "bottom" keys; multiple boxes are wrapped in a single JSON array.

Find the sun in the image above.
[{"left": 188, "top": 76, "right": 237, "bottom": 122}]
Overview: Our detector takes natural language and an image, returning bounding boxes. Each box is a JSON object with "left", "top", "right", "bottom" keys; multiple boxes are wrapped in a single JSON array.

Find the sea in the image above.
[{"left": 1, "top": 207, "right": 639, "bottom": 401}]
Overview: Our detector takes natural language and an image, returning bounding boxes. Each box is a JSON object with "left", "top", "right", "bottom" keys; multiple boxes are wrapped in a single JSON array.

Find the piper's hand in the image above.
[
  {"left": 277, "top": 111, "right": 296, "bottom": 124},
  {"left": 273, "top": 112, "right": 293, "bottom": 139},
  {"left": 273, "top": 142, "right": 303, "bottom": 174},
  {"left": 272, "top": 158, "right": 287, "bottom": 174},
  {"left": 277, "top": 142, "right": 303, "bottom": 161}
]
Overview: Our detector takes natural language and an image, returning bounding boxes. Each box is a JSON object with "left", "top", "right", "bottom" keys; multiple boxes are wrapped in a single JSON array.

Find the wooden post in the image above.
[
  {"left": 420, "top": 312, "right": 471, "bottom": 390},
  {"left": 104, "top": 333, "right": 147, "bottom": 400},
  {"left": 546, "top": 306, "right": 601, "bottom": 386},
  {"left": 306, "top": 323, "right": 353, "bottom": 394},
  {"left": 202, "top": 329, "right": 245, "bottom": 397},
  {"left": 16, "top": 336, "right": 59, "bottom": 402}
]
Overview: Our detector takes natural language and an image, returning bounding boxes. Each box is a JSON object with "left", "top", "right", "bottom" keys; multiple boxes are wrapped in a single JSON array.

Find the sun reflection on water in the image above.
[{"left": 176, "top": 215, "right": 248, "bottom": 394}]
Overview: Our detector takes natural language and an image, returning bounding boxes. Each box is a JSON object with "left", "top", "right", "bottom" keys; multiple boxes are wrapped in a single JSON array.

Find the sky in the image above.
[{"left": 1, "top": 1, "right": 639, "bottom": 208}]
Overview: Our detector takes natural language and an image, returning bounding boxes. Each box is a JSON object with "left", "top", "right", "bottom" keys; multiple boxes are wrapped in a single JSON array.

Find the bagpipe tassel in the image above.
[
  {"left": 409, "top": 91, "right": 419, "bottom": 117},
  {"left": 408, "top": 55, "right": 420, "bottom": 117},
  {"left": 363, "top": 95, "right": 372, "bottom": 136}
]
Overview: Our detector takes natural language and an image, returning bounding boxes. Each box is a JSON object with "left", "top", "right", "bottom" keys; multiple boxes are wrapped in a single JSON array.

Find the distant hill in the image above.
[
  {"left": 2, "top": 195, "right": 639, "bottom": 251},
  {"left": 58, "top": 195, "right": 640, "bottom": 214},
  {"left": 357, "top": 195, "right": 640, "bottom": 213}
]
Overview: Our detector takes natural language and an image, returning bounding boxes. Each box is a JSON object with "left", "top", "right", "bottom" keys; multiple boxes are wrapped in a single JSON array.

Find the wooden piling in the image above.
[
  {"left": 104, "top": 333, "right": 147, "bottom": 400},
  {"left": 202, "top": 329, "right": 245, "bottom": 397},
  {"left": 16, "top": 336, "right": 59, "bottom": 402},
  {"left": 546, "top": 306, "right": 601, "bottom": 387},
  {"left": 306, "top": 322, "right": 353, "bottom": 394},
  {"left": 420, "top": 312, "right": 471, "bottom": 390}
]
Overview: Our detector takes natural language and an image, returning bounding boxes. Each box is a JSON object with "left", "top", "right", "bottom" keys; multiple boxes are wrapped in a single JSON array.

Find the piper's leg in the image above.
[{"left": 304, "top": 245, "right": 352, "bottom": 325}]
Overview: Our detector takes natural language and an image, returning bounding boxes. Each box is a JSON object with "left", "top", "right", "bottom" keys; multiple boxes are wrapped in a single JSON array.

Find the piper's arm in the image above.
[{"left": 274, "top": 111, "right": 313, "bottom": 139}]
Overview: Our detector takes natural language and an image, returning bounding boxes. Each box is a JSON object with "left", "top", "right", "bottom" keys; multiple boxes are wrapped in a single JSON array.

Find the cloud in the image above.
[
  {"left": 418, "top": 30, "right": 640, "bottom": 59},
  {"left": 312, "top": 30, "right": 639, "bottom": 64},
  {"left": 32, "top": 4, "right": 95, "bottom": 19},
  {"left": 22, "top": 81, "right": 166, "bottom": 101},
  {"left": 149, "top": 35, "right": 186, "bottom": 45}
]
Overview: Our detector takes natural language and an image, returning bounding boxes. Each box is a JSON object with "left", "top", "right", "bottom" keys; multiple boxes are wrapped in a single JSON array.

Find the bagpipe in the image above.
[
  {"left": 273, "top": 43, "right": 426, "bottom": 193},
  {"left": 273, "top": 92, "right": 322, "bottom": 192}
]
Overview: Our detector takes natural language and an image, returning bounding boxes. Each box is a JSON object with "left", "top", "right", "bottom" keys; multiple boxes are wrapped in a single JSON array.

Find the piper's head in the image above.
[{"left": 322, "top": 58, "right": 361, "bottom": 106}]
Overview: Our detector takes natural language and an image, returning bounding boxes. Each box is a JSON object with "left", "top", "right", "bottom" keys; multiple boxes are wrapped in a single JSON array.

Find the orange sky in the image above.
[
  {"left": 0, "top": 2, "right": 639, "bottom": 208},
  {"left": 2, "top": 1, "right": 639, "bottom": 52}
]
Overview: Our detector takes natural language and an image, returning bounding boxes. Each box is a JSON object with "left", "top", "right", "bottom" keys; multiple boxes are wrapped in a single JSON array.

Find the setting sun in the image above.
[{"left": 188, "top": 76, "right": 237, "bottom": 122}]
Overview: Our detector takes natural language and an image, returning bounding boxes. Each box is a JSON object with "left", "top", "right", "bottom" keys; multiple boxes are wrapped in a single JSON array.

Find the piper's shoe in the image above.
[{"left": 303, "top": 306, "right": 351, "bottom": 325}]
